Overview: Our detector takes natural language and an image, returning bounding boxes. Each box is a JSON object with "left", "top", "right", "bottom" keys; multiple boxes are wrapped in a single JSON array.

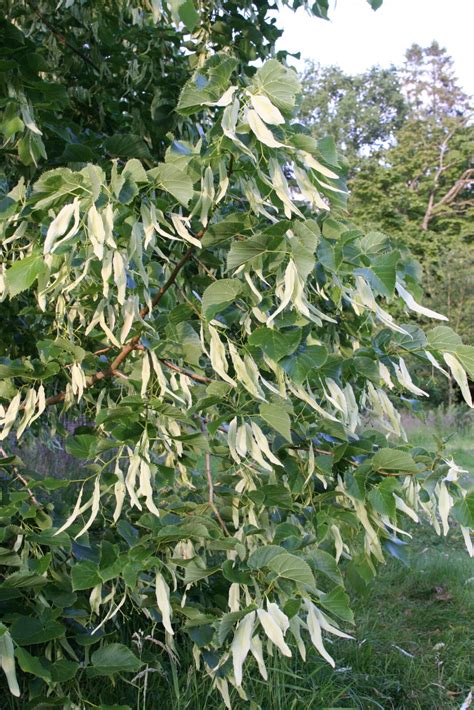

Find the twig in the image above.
[
  {"left": 0, "top": 446, "right": 39, "bottom": 505},
  {"left": 159, "top": 360, "right": 212, "bottom": 384},
  {"left": 192, "top": 255, "right": 217, "bottom": 281},
  {"left": 204, "top": 448, "right": 229, "bottom": 534},
  {"left": 200, "top": 422, "right": 229, "bottom": 534}
]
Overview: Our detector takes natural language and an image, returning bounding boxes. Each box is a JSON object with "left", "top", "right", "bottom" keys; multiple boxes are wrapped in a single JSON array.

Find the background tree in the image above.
[{"left": 300, "top": 62, "right": 407, "bottom": 167}]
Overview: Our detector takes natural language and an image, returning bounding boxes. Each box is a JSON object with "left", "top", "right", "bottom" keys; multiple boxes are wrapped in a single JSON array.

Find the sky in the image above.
[{"left": 276, "top": 0, "right": 474, "bottom": 95}]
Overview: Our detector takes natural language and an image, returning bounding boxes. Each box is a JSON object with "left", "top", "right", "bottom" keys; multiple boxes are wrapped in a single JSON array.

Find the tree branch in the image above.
[
  {"left": 202, "top": 435, "right": 229, "bottom": 535},
  {"left": 0, "top": 446, "right": 39, "bottom": 505},
  {"left": 420, "top": 128, "right": 473, "bottom": 230},
  {"left": 160, "top": 360, "right": 212, "bottom": 384},
  {"left": 45, "top": 238, "right": 202, "bottom": 408}
]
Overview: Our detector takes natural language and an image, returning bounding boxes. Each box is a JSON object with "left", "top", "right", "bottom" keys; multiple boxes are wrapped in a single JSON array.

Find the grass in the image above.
[
  {"left": 122, "top": 414, "right": 474, "bottom": 709},
  {"left": 164, "top": 530, "right": 474, "bottom": 710},
  {"left": 403, "top": 405, "right": 474, "bottom": 466},
  {"left": 327, "top": 527, "right": 474, "bottom": 710}
]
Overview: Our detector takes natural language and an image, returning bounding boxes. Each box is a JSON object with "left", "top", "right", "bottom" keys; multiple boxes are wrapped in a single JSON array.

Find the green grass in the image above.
[
  {"left": 407, "top": 419, "right": 474, "bottom": 473},
  {"left": 328, "top": 528, "right": 474, "bottom": 710}
]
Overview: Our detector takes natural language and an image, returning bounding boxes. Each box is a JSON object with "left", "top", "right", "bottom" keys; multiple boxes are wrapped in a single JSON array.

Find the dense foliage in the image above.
[{"left": 0, "top": 2, "right": 473, "bottom": 707}]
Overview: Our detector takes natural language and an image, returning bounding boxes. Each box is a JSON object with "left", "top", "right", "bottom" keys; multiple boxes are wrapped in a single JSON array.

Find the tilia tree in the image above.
[{"left": 0, "top": 1, "right": 473, "bottom": 706}]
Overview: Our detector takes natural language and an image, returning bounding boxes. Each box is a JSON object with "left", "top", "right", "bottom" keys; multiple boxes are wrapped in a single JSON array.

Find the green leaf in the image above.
[
  {"left": 5, "top": 255, "right": 45, "bottom": 298},
  {"left": 202, "top": 213, "right": 250, "bottom": 248},
  {"left": 183, "top": 560, "right": 220, "bottom": 584},
  {"left": 149, "top": 163, "right": 194, "bottom": 206},
  {"left": 90, "top": 643, "right": 142, "bottom": 676},
  {"left": 117, "top": 176, "right": 138, "bottom": 205},
  {"left": 248, "top": 545, "right": 286, "bottom": 569},
  {"left": 10, "top": 617, "right": 65, "bottom": 645},
  {"left": 15, "top": 647, "right": 51, "bottom": 681},
  {"left": 0, "top": 196, "right": 17, "bottom": 220},
  {"left": 371, "top": 448, "right": 418, "bottom": 473},
  {"left": 28, "top": 529, "right": 72, "bottom": 550},
  {"left": 252, "top": 60, "right": 301, "bottom": 113},
  {"left": 266, "top": 552, "right": 315, "bottom": 587},
  {"left": 51, "top": 659, "right": 80, "bottom": 683},
  {"left": 168, "top": 0, "right": 200, "bottom": 31},
  {"left": 71, "top": 561, "right": 101, "bottom": 591},
  {"left": 311, "top": 0, "right": 330, "bottom": 19},
  {"left": 451, "top": 493, "right": 474, "bottom": 528},
  {"left": 260, "top": 484, "right": 293, "bottom": 509},
  {"left": 187, "top": 624, "right": 214, "bottom": 647},
  {"left": 248, "top": 327, "right": 301, "bottom": 362},
  {"left": 455, "top": 345, "right": 474, "bottom": 380},
  {"left": 122, "top": 159, "right": 149, "bottom": 184},
  {"left": 281, "top": 345, "right": 328, "bottom": 385},
  {"left": 393, "top": 325, "right": 427, "bottom": 352},
  {"left": 317, "top": 136, "right": 339, "bottom": 167},
  {"left": 226, "top": 234, "right": 270, "bottom": 270},
  {"left": 291, "top": 220, "right": 320, "bottom": 278},
  {"left": 427, "top": 326, "right": 463, "bottom": 353},
  {"left": 319, "top": 586, "right": 354, "bottom": 623},
  {"left": 368, "top": 478, "right": 398, "bottom": 517},
  {"left": 104, "top": 134, "right": 151, "bottom": 160},
  {"left": 309, "top": 549, "right": 342, "bottom": 585},
  {"left": 175, "top": 322, "right": 203, "bottom": 366},
  {"left": 201, "top": 279, "right": 242, "bottom": 320},
  {"left": 177, "top": 55, "right": 238, "bottom": 115},
  {"left": 259, "top": 403, "right": 292, "bottom": 442},
  {"left": 365, "top": 250, "right": 399, "bottom": 297},
  {"left": 1, "top": 571, "right": 48, "bottom": 590},
  {"left": 222, "top": 560, "right": 252, "bottom": 584},
  {"left": 283, "top": 598, "right": 302, "bottom": 619},
  {"left": 62, "top": 142, "right": 96, "bottom": 162},
  {"left": 65, "top": 434, "right": 97, "bottom": 459}
]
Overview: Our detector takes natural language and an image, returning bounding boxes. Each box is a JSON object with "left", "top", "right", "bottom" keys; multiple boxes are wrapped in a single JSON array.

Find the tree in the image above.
[
  {"left": 300, "top": 62, "right": 407, "bottom": 165},
  {"left": 402, "top": 41, "right": 471, "bottom": 121},
  {"left": 0, "top": 3, "right": 473, "bottom": 706}
]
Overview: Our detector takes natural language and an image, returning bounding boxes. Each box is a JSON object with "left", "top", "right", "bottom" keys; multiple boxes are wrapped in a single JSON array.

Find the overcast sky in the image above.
[{"left": 276, "top": 0, "right": 474, "bottom": 95}]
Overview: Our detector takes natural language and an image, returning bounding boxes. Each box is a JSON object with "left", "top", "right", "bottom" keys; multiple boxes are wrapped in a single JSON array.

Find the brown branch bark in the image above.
[
  {"left": 160, "top": 360, "right": 211, "bottom": 384},
  {"left": 420, "top": 125, "right": 473, "bottom": 230},
  {"left": 421, "top": 131, "right": 451, "bottom": 231}
]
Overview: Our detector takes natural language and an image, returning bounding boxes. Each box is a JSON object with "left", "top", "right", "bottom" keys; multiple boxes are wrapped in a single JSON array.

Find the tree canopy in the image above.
[{"left": 0, "top": 3, "right": 473, "bottom": 706}]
